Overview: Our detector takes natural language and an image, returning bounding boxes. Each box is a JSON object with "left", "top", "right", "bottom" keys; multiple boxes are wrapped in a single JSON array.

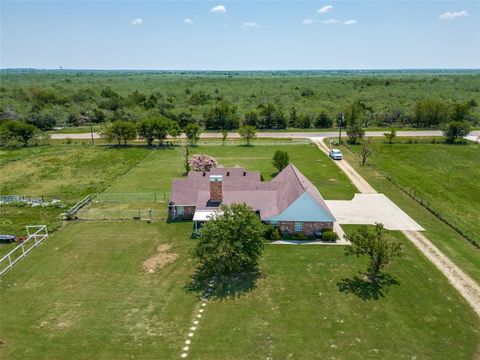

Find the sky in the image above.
[{"left": 1, "top": 0, "right": 479, "bottom": 70}]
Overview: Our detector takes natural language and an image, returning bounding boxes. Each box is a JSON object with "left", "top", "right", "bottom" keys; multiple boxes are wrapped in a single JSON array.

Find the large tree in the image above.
[
  {"left": 443, "top": 121, "right": 471, "bottom": 143},
  {"left": 103, "top": 121, "right": 137, "bottom": 146},
  {"left": 137, "top": 119, "right": 156, "bottom": 146},
  {"left": 345, "top": 223, "right": 402, "bottom": 280},
  {"left": 0, "top": 121, "right": 39, "bottom": 147},
  {"left": 314, "top": 112, "right": 333, "bottom": 128},
  {"left": 346, "top": 124, "right": 365, "bottom": 144},
  {"left": 414, "top": 99, "right": 451, "bottom": 128},
  {"left": 238, "top": 125, "right": 256, "bottom": 146},
  {"left": 194, "top": 203, "right": 267, "bottom": 276},
  {"left": 257, "top": 103, "right": 287, "bottom": 129},
  {"left": 204, "top": 102, "right": 240, "bottom": 130},
  {"left": 152, "top": 117, "right": 175, "bottom": 146}
]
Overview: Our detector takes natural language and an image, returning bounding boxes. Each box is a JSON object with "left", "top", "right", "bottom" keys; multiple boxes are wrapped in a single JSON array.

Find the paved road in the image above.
[{"left": 50, "top": 130, "right": 480, "bottom": 140}]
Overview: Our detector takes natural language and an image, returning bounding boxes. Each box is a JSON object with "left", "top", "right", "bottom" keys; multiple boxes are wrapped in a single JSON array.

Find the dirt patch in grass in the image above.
[{"left": 143, "top": 244, "right": 178, "bottom": 273}]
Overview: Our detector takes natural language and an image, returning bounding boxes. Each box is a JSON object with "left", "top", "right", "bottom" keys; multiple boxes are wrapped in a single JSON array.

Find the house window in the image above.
[
  {"left": 295, "top": 222, "right": 303, "bottom": 232},
  {"left": 270, "top": 221, "right": 278, "bottom": 227},
  {"left": 177, "top": 206, "right": 184, "bottom": 216}
]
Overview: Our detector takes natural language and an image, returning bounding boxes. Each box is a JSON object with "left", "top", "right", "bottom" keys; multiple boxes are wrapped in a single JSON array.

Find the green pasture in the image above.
[{"left": 341, "top": 139, "right": 480, "bottom": 282}]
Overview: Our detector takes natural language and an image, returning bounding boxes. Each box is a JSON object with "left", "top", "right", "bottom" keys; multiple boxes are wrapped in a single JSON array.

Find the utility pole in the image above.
[
  {"left": 338, "top": 112, "right": 344, "bottom": 145},
  {"left": 90, "top": 121, "right": 95, "bottom": 145}
]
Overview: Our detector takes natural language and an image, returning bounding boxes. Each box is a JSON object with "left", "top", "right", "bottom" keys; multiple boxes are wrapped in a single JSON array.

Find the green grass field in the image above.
[
  {"left": 0, "top": 145, "right": 151, "bottom": 236},
  {"left": 1, "top": 222, "right": 478, "bottom": 359},
  {"left": 341, "top": 140, "right": 480, "bottom": 282},
  {"left": 347, "top": 140, "right": 480, "bottom": 243},
  {"left": 0, "top": 145, "right": 150, "bottom": 201},
  {"left": 0, "top": 221, "right": 198, "bottom": 359},
  {"left": 0, "top": 140, "right": 479, "bottom": 359},
  {"left": 190, "top": 228, "right": 479, "bottom": 360}
]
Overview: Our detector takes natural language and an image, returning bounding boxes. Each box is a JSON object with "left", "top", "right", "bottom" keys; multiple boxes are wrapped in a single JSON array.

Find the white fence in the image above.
[
  {"left": 65, "top": 195, "right": 92, "bottom": 218},
  {"left": 0, "top": 225, "right": 49, "bottom": 276}
]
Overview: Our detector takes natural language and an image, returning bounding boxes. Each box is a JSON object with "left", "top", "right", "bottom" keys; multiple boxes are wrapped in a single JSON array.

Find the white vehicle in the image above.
[{"left": 329, "top": 149, "right": 343, "bottom": 160}]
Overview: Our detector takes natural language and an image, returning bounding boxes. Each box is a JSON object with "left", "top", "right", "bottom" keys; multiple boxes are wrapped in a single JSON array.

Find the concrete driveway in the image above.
[{"left": 325, "top": 194, "right": 424, "bottom": 231}]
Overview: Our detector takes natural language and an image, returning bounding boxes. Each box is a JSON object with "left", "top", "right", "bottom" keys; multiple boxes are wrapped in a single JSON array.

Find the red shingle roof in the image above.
[{"left": 169, "top": 164, "right": 333, "bottom": 219}]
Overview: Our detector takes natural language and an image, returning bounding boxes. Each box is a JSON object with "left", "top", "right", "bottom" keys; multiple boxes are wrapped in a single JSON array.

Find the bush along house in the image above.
[{"left": 168, "top": 164, "right": 336, "bottom": 236}]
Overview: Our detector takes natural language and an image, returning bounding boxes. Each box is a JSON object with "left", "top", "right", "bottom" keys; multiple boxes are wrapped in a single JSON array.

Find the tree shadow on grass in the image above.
[
  {"left": 185, "top": 268, "right": 263, "bottom": 301},
  {"left": 336, "top": 272, "right": 400, "bottom": 301}
]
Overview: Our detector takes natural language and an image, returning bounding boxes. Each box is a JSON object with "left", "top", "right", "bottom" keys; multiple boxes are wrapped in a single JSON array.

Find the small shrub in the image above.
[
  {"left": 322, "top": 230, "right": 338, "bottom": 242},
  {"left": 264, "top": 224, "right": 281, "bottom": 241}
]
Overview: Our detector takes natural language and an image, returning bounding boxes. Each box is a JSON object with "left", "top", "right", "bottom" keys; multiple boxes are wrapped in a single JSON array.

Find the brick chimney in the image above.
[{"left": 209, "top": 175, "right": 223, "bottom": 203}]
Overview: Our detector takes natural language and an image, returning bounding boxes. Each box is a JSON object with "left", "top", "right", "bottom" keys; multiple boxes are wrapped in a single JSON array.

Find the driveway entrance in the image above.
[{"left": 325, "top": 194, "right": 424, "bottom": 231}]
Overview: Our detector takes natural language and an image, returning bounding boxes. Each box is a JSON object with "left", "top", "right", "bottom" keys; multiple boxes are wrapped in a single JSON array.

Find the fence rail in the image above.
[
  {"left": 76, "top": 209, "right": 167, "bottom": 221},
  {"left": 65, "top": 195, "right": 92, "bottom": 218},
  {"left": 93, "top": 192, "right": 169, "bottom": 203},
  {"left": 0, "top": 225, "right": 49, "bottom": 276}
]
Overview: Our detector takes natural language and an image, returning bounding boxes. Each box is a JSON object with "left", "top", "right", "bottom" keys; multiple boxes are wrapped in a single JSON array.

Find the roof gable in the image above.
[
  {"left": 264, "top": 191, "right": 336, "bottom": 222},
  {"left": 271, "top": 164, "right": 334, "bottom": 218}
]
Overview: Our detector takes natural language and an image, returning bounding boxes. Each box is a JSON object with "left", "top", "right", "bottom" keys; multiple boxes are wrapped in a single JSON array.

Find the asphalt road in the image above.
[{"left": 50, "top": 130, "right": 480, "bottom": 140}]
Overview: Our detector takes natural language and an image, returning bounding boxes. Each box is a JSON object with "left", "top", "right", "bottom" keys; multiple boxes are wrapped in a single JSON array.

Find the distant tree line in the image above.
[{"left": 0, "top": 80, "right": 478, "bottom": 142}]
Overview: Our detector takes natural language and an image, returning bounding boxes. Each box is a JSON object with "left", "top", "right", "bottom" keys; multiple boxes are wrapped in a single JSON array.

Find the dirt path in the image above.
[
  {"left": 314, "top": 138, "right": 376, "bottom": 193},
  {"left": 311, "top": 137, "right": 480, "bottom": 318}
]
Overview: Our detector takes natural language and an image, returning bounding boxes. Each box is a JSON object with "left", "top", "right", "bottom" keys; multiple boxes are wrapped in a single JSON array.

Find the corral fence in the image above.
[
  {"left": 0, "top": 225, "right": 49, "bottom": 276},
  {"left": 65, "top": 192, "right": 170, "bottom": 221},
  {"left": 76, "top": 209, "right": 167, "bottom": 221},
  {"left": 93, "top": 192, "right": 169, "bottom": 203},
  {"left": 65, "top": 194, "right": 92, "bottom": 219}
]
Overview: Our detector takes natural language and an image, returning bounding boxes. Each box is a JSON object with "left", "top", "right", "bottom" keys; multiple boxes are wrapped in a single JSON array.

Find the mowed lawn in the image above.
[
  {"left": 1, "top": 141, "right": 479, "bottom": 359},
  {"left": 342, "top": 140, "right": 480, "bottom": 282},
  {"left": 104, "top": 142, "right": 356, "bottom": 200},
  {"left": 0, "top": 221, "right": 199, "bottom": 359},
  {"left": 190, "top": 229, "right": 479, "bottom": 360},
  {"left": 1, "top": 222, "right": 478, "bottom": 359},
  {"left": 347, "top": 141, "right": 480, "bottom": 242}
]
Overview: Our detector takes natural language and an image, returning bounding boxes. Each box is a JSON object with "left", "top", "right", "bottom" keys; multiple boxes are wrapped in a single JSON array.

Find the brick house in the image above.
[{"left": 169, "top": 164, "right": 336, "bottom": 236}]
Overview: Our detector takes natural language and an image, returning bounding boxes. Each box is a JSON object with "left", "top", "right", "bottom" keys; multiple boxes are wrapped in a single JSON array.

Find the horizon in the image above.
[{"left": 2, "top": 67, "right": 480, "bottom": 72}]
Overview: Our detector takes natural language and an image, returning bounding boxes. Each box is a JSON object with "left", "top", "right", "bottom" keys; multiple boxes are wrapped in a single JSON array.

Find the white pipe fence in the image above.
[
  {"left": 66, "top": 195, "right": 92, "bottom": 218},
  {"left": 0, "top": 225, "right": 48, "bottom": 276}
]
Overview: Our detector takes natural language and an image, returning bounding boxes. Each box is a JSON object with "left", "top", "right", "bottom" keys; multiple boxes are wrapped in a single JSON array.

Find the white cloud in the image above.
[
  {"left": 242, "top": 22, "right": 261, "bottom": 29},
  {"left": 131, "top": 18, "right": 143, "bottom": 26},
  {"left": 439, "top": 10, "right": 468, "bottom": 19},
  {"left": 184, "top": 18, "right": 193, "bottom": 24},
  {"left": 321, "top": 19, "right": 339, "bottom": 24},
  {"left": 211, "top": 5, "right": 226, "bottom": 14},
  {"left": 302, "top": 19, "right": 315, "bottom": 25},
  {"left": 344, "top": 19, "right": 357, "bottom": 25},
  {"left": 318, "top": 5, "right": 333, "bottom": 14}
]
